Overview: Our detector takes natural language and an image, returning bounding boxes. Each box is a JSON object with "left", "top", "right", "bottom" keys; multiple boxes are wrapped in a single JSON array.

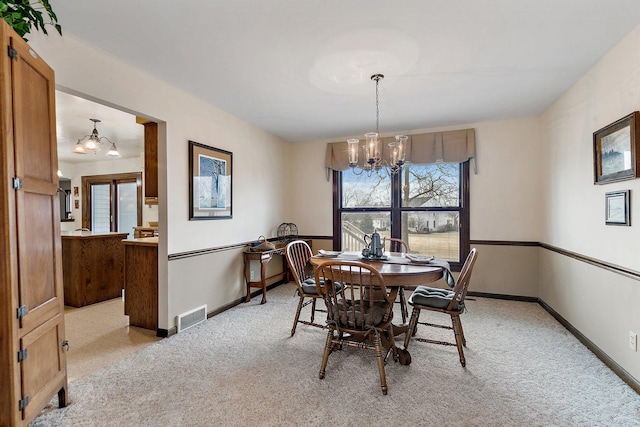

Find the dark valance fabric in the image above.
[{"left": 325, "top": 128, "right": 476, "bottom": 173}]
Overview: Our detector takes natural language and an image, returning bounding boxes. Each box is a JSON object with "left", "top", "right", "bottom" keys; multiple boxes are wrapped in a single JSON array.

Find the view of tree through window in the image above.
[{"left": 336, "top": 162, "right": 469, "bottom": 267}]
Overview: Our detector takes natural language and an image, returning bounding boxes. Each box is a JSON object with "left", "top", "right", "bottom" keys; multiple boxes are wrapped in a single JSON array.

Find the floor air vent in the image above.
[{"left": 176, "top": 304, "right": 207, "bottom": 333}]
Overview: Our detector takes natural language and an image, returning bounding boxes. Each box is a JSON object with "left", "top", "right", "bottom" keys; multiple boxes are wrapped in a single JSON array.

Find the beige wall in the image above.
[
  {"left": 290, "top": 118, "right": 544, "bottom": 296},
  {"left": 539, "top": 25, "right": 640, "bottom": 380},
  {"left": 29, "top": 33, "right": 291, "bottom": 329},
  {"left": 539, "top": 250, "right": 640, "bottom": 381}
]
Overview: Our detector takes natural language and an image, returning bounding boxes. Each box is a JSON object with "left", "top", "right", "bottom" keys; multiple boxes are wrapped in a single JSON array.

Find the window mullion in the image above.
[{"left": 391, "top": 171, "right": 401, "bottom": 239}]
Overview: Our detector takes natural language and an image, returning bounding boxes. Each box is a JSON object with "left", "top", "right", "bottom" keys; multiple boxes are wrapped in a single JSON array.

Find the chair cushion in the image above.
[
  {"left": 333, "top": 300, "right": 391, "bottom": 328},
  {"left": 409, "top": 285, "right": 463, "bottom": 311},
  {"left": 302, "top": 278, "right": 320, "bottom": 294},
  {"left": 302, "top": 278, "right": 341, "bottom": 295}
]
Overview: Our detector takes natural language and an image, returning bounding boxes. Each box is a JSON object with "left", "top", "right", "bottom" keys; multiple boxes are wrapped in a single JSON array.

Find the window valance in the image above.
[{"left": 325, "top": 128, "right": 476, "bottom": 173}]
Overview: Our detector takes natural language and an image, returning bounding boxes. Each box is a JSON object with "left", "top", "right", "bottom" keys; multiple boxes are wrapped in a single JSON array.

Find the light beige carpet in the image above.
[{"left": 32, "top": 283, "right": 640, "bottom": 426}]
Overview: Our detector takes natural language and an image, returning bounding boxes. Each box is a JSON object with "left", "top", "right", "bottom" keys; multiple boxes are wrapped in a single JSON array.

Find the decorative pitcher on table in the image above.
[{"left": 363, "top": 230, "right": 383, "bottom": 258}]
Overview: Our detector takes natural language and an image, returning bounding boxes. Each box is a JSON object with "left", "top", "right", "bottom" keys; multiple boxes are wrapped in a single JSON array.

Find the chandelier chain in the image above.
[{"left": 375, "top": 77, "right": 380, "bottom": 134}]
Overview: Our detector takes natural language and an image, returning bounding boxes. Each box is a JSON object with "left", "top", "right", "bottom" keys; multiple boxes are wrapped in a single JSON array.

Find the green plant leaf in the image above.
[{"left": 2, "top": 0, "right": 62, "bottom": 41}]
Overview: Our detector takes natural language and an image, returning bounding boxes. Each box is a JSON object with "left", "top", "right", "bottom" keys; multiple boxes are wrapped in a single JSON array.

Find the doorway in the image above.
[{"left": 56, "top": 90, "right": 161, "bottom": 381}]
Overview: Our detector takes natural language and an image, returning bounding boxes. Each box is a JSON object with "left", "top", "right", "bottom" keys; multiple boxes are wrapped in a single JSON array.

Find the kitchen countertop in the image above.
[
  {"left": 61, "top": 231, "right": 129, "bottom": 239},
  {"left": 122, "top": 237, "right": 158, "bottom": 247}
]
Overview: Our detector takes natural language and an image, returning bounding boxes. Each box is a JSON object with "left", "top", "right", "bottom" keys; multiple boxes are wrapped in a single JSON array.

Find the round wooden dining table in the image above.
[
  {"left": 310, "top": 252, "right": 444, "bottom": 286},
  {"left": 310, "top": 252, "right": 445, "bottom": 365}
]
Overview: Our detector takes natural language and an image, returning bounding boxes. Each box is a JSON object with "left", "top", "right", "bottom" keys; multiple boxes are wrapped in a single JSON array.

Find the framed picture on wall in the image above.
[
  {"left": 593, "top": 111, "right": 640, "bottom": 184},
  {"left": 604, "top": 190, "right": 630, "bottom": 226},
  {"left": 188, "top": 140, "right": 232, "bottom": 220}
]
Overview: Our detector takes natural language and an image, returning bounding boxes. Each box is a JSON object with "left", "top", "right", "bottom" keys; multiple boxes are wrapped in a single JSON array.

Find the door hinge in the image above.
[
  {"left": 7, "top": 45, "right": 18, "bottom": 61},
  {"left": 12, "top": 177, "right": 22, "bottom": 190},
  {"left": 17, "top": 348, "right": 27, "bottom": 362},
  {"left": 16, "top": 305, "right": 27, "bottom": 319},
  {"left": 18, "top": 395, "right": 29, "bottom": 411}
]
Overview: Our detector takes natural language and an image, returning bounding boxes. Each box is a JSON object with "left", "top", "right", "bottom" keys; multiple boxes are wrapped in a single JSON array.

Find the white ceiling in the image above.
[
  {"left": 52, "top": 1, "right": 640, "bottom": 144},
  {"left": 56, "top": 91, "right": 143, "bottom": 164}
]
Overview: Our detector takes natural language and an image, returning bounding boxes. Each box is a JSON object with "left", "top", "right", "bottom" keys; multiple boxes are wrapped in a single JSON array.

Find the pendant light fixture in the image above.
[
  {"left": 347, "top": 74, "right": 407, "bottom": 176},
  {"left": 72, "top": 118, "right": 120, "bottom": 157}
]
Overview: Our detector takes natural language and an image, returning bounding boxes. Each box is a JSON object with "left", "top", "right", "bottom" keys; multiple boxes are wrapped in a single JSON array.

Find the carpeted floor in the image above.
[{"left": 31, "top": 283, "right": 640, "bottom": 426}]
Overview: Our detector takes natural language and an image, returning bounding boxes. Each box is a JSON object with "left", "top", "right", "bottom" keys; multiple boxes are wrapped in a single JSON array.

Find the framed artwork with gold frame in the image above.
[{"left": 188, "top": 140, "right": 232, "bottom": 220}]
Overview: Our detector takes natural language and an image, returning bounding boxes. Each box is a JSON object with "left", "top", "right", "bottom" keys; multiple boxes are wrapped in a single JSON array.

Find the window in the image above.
[
  {"left": 82, "top": 172, "right": 142, "bottom": 238},
  {"left": 334, "top": 161, "right": 469, "bottom": 270}
]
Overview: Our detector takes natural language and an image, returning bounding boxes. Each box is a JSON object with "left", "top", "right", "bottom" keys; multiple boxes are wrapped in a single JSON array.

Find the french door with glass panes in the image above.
[{"left": 81, "top": 173, "right": 142, "bottom": 238}]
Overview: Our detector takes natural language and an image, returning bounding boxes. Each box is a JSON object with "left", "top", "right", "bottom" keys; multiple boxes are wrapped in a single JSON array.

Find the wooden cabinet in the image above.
[
  {"left": 61, "top": 232, "right": 128, "bottom": 307},
  {"left": 123, "top": 238, "right": 158, "bottom": 331},
  {"left": 0, "top": 21, "right": 68, "bottom": 425},
  {"left": 142, "top": 121, "right": 158, "bottom": 205}
]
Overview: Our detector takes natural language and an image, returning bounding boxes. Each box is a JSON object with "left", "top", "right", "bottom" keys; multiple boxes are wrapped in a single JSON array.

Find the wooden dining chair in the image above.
[
  {"left": 314, "top": 260, "right": 397, "bottom": 395},
  {"left": 284, "top": 240, "right": 327, "bottom": 336},
  {"left": 403, "top": 248, "right": 478, "bottom": 367},
  {"left": 382, "top": 236, "right": 410, "bottom": 324},
  {"left": 382, "top": 236, "right": 408, "bottom": 254}
]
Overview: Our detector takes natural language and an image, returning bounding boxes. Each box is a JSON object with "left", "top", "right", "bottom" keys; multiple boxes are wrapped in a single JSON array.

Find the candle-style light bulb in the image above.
[{"left": 347, "top": 138, "right": 359, "bottom": 166}]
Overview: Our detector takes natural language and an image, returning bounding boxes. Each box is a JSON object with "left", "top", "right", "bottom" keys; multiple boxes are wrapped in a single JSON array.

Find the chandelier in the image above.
[
  {"left": 72, "top": 118, "right": 120, "bottom": 157},
  {"left": 347, "top": 74, "right": 407, "bottom": 175}
]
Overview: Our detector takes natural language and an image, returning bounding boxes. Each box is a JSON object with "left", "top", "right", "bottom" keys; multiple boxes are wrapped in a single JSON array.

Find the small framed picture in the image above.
[
  {"left": 605, "top": 190, "right": 630, "bottom": 226},
  {"left": 74, "top": 199, "right": 79, "bottom": 209},
  {"left": 73, "top": 186, "right": 79, "bottom": 197}
]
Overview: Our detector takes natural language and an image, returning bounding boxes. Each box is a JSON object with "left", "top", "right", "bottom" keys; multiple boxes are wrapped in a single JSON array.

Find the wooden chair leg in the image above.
[
  {"left": 319, "top": 328, "right": 334, "bottom": 379},
  {"left": 403, "top": 307, "right": 420, "bottom": 350},
  {"left": 399, "top": 286, "right": 408, "bottom": 324},
  {"left": 374, "top": 333, "right": 388, "bottom": 395},
  {"left": 451, "top": 314, "right": 466, "bottom": 367},
  {"left": 291, "top": 295, "right": 304, "bottom": 336},
  {"left": 310, "top": 298, "right": 317, "bottom": 323}
]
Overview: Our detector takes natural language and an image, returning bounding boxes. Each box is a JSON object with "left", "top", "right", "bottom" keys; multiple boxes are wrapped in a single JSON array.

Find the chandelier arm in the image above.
[{"left": 72, "top": 118, "right": 119, "bottom": 156}]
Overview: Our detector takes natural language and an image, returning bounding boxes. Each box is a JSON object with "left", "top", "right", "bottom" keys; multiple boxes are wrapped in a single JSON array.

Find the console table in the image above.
[{"left": 242, "top": 240, "right": 310, "bottom": 304}]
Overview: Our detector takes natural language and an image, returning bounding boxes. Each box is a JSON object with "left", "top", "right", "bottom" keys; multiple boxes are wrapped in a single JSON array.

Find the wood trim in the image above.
[
  {"left": 81, "top": 172, "right": 143, "bottom": 230},
  {"left": 168, "top": 236, "right": 330, "bottom": 260},
  {"left": 538, "top": 298, "right": 640, "bottom": 394},
  {"left": 470, "top": 240, "right": 640, "bottom": 281},
  {"left": 169, "top": 238, "right": 640, "bottom": 282},
  {"left": 332, "top": 169, "right": 341, "bottom": 250},
  {"left": 168, "top": 241, "right": 251, "bottom": 260},
  {"left": 467, "top": 291, "right": 538, "bottom": 302},
  {"left": 540, "top": 243, "right": 640, "bottom": 281},
  {"left": 470, "top": 239, "right": 539, "bottom": 246},
  {"left": 459, "top": 160, "right": 470, "bottom": 269},
  {"left": 298, "top": 235, "right": 333, "bottom": 240}
]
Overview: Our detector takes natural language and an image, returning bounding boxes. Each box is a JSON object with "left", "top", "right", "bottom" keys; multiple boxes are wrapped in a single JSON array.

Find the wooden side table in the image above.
[
  {"left": 242, "top": 240, "right": 311, "bottom": 304},
  {"left": 243, "top": 250, "right": 279, "bottom": 304}
]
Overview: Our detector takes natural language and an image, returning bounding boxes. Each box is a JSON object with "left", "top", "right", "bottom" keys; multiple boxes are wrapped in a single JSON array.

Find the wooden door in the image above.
[{"left": 7, "top": 27, "right": 67, "bottom": 425}]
